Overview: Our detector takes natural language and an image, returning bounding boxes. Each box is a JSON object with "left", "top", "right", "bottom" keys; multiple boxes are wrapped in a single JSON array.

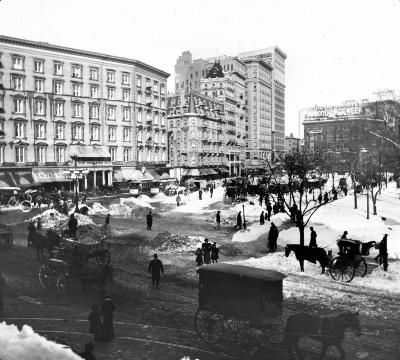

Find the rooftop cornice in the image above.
[{"left": 0, "top": 34, "right": 170, "bottom": 78}]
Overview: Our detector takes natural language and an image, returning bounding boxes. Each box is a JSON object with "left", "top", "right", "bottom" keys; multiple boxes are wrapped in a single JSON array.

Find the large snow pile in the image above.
[
  {"left": 151, "top": 231, "right": 204, "bottom": 254},
  {"left": 108, "top": 203, "right": 134, "bottom": 217},
  {"left": 138, "top": 194, "right": 152, "bottom": 202},
  {"left": 0, "top": 322, "right": 82, "bottom": 360},
  {"left": 88, "top": 202, "right": 109, "bottom": 216},
  {"left": 121, "top": 197, "right": 154, "bottom": 209},
  {"left": 29, "top": 210, "right": 68, "bottom": 229},
  {"left": 172, "top": 187, "right": 224, "bottom": 214}
]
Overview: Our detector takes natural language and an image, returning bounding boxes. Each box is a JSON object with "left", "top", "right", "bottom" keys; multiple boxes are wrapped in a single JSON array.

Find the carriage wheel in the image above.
[
  {"left": 7, "top": 197, "right": 17, "bottom": 207},
  {"left": 56, "top": 274, "right": 67, "bottom": 294},
  {"left": 329, "top": 256, "right": 355, "bottom": 282},
  {"left": 194, "top": 306, "right": 224, "bottom": 344},
  {"left": 236, "top": 327, "right": 261, "bottom": 359},
  {"left": 354, "top": 257, "right": 367, "bottom": 277},
  {"left": 20, "top": 200, "right": 32, "bottom": 213},
  {"left": 38, "top": 264, "right": 53, "bottom": 289},
  {"left": 96, "top": 250, "right": 111, "bottom": 267}
]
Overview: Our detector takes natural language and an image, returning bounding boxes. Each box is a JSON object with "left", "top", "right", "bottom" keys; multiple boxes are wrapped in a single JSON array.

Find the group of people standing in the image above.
[
  {"left": 195, "top": 238, "right": 219, "bottom": 266},
  {"left": 88, "top": 292, "right": 116, "bottom": 343}
]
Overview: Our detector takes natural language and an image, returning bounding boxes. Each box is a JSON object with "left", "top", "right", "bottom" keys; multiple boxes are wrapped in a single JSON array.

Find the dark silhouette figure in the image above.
[
  {"left": 266, "top": 202, "right": 272, "bottom": 221},
  {"left": 324, "top": 192, "right": 329, "bottom": 203},
  {"left": 309, "top": 227, "right": 318, "bottom": 248},
  {"left": 273, "top": 203, "right": 279, "bottom": 215},
  {"left": 284, "top": 311, "right": 361, "bottom": 360},
  {"left": 260, "top": 211, "right": 265, "bottom": 225},
  {"left": 37, "top": 218, "right": 42, "bottom": 231},
  {"left": 27, "top": 221, "right": 36, "bottom": 247},
  {"left": 101, "top": 295, "right": 115, "bottom": 341},
  {"left": 146, "top": 211, "right": 153, "bottom": 230},
  {"left": 338, "top": 231, "right": 349, "bottom": 254},
  {"left": 259, "top": 194, "right": 263, "bottom": 207},
  {"left": 268, "top": 222, "right": 279, "bottom": 252},
  {"left": 343, "top": 187, "right": 348, "bottom": 196},
  {"left": 317, "top": 193, "right": 322, "bottom": 205},
  {"left": 211, "top": 242, "right": 219, "bottom": 263},
  {"left": 332, "top": 188, "right": 338, "bottom": 200},
  {"left": 88, "top": 304, "right": 102, "bottom": 341},
  {"left": 105, "top": 214, "right": 110, "bottom": 226},
  {"left": 216, "top": 211, "right": 221, "bottom": 230},
  {"left": 235, "top": 211, "right": 242, "bottom": 230},
  {"left": 68, "top": 213, "right": 78, "bottom": 238},
  {"left": 202, "top": 238, "right": 212, "bottom": 264},
  {"left": 376, "top": 234, "right": 388, "bottom": 271},
  {"left": 199, "top": 189, "right": 203, "bottom": 200},
  {"left": 176, "top": 194, "right": 181, "bottom": 206},
  {"left": 79, "top": 342, "right": 96, "bottom": 360},
  {"left": 285, "top": 244, "right": 330, "bottom": 273},
  {"left": 210, "top": 186, "right": 213, "bottom": 198},
  {"left": 195, "top": 248, "right": 203, "bottom": 266},
  {"left": 148, "top": 254, "right": 164, "bottom": 288}
]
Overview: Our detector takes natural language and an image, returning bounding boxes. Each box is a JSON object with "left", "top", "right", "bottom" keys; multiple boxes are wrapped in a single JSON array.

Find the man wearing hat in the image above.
[{"left": 148, "top": 254, "right": 164, "bottom": 288}]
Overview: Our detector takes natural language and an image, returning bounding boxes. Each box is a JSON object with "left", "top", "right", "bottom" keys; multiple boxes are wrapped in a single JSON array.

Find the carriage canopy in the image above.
[{"left": 197, "top": 264, "right": 286, "bottom": 325}]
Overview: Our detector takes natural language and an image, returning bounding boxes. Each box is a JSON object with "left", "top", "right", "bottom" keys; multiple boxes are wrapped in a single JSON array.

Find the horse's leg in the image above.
[
  {"left": 318, "top": 342, "right": 328, "bottom": 360},
  {"left": 300, "top": 259, "right": 304, "bottom": 272},
  {"left": 336, "top": 343, "right": 346, "bottom": 360}
]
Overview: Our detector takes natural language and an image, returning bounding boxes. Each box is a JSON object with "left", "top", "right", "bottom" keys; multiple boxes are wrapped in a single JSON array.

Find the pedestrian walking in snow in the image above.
[
  {"left": 343, "top": 187, "right": 348, "bottom": 196},
  {"left": 88, "top": 304, "right": 102, "bottom": 341},
  {"left": 259, "top": 194, "right": 263, "bottom": 207},
  {"left": 68, "top": 213, "right": 78, "bottom": 238},
  {"left": 260, "top": 211, "right": 265, "bottom": 225},
  {"left": 202, "top": 238, "right": 212, "bottom": 264},
  {"left": 324, "top": 192, "right": 329, "bottom": 203},
  {"left": 101, "top": 293, "right": 115, "bottom": 341},
  {"left": 309, "top": 227, "right": 318, "bottom": 248},
  {"left": 268, "top": 222, "right": 279, "bottom": 252},
  {"left": 377, "top": 234, "right": 389, "bottom": 271},
  {"left": 216, "top": 210, "right": 221, "bottom": 230},
  {"left": 211, "top": 242, "right": 219, "bottom": 263},
  {"left": 199, "top": 189, "right": 203, "bottom": 200},
  {"left": 148, "top": 254, "right": 164, "bottom": 288},
  {"left": 235, "top": 211, "right": 242, "bottom": 230},
  {"left": 195, "top": 248, "right": 203, "bottom": 266},
  {"left": 146, "top": 210, "right": 153, "bottom": 230},
  {"left": 266, "top": 202, "right": 272, "bottom": 221},
  {"left": 318, "top": 193, "right": 323, "bottom": 205},
  {"left": 27, "top": 221, "right": 36, "bottom": 247},
  {"left": 37, "top": 218, "right": 42, "bottom": 231},
  {"left": 210, "top": 186, "right": 214, "bottom": 198},
  {"left": 176, "top": 194, "right": 181, "bottom": 207}
]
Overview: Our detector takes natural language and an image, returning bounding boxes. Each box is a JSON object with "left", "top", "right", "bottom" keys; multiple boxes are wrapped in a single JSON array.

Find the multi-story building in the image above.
[
  {"left": 174, "top": 46, "right": 286, "bottom": 170},
  {"left": 0, "top": 35, "right": 169, "bottom": 191},
  {"left": 303, "top": 99, "right": 400, "bottom": 167},
  {"left": 167, "top": 92, "right": 230, "bottom": 180},
  {"left": 284, "top": 133, "right": 302, "bottom": 154},
  {"left": 199, "top": 60, "right": 246, "bottom": 175}
]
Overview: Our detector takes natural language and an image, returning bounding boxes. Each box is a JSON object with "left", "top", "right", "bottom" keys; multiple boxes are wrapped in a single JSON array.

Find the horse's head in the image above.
[
  {"left": 341, "top": 311, "right": 362, "bottom": 337},
  {"left": 284, "top": 245, "right": 291, "bottom": 257}
]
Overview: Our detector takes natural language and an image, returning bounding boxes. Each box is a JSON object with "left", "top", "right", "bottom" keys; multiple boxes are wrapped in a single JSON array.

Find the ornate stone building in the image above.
[
  {"left": 167, "top": 92, "right": 230, "bottom": 179},
  {"left": 0, "top": 35, "right": 169, "bottom": 190}
]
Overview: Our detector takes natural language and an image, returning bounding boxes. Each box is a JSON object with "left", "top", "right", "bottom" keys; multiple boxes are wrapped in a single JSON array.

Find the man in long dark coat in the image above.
[
  {"left": 148, "top": 254, "right": 164, "bottom": 288},
  {"left": 27, "top": 221, "right": 36, "bottom": 247},
  {"left": 378, "top": 234, "right": 388, "bottom": 271},
  {"left": 146, "top": 210, "right": 153, "bottom": 230},
  {"left": 266, "top": 201, "right": 272, "bottom": 221},
  {"left": 202, "top": 239, "right": 212, "bottom": 264},
  {"left": 101, "top": 294, "right": 115, "bottom": 341},
  {"left": 309, "top": 227, "right": 318, "bottom": 248},
  {"left": 268, "top": 222, "right": 279, "bottom": 252},
  {"left": 68, "top": 213, "right": 78, "bottom": 238},
  {"left": 235, "top": 211, "right": 242, "bottom": 230}
]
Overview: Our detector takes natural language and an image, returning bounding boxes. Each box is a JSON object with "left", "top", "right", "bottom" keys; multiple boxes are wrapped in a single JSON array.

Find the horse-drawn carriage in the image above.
[
  {"left": 329, "top": 238, "right": 376, "bottom": 283},
  {"left": 38, "top": 235, "right": 112, "bottom": 294},
  {"left": 194, "top": 264, "right": 286, "bottom": 357}
]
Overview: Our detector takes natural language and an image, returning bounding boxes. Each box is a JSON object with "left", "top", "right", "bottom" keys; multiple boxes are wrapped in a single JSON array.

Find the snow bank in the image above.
[
  {"left": 172, "top": 187, "right": 224, "bottom": 214},
  {"left": 88, "top": 202, "right": 108, "bottom": 216},
  {"left": 28, "top": 209, "right": 68, "bottom": 229},
  {"left": 0, "top": 322, "right": 82, "bottom": 360},
  {"left": 138, "top": 194, "right": 152, "bottom": 202},
  {"left": 151, "top": 231, "right": 204, "bottom": 254}
]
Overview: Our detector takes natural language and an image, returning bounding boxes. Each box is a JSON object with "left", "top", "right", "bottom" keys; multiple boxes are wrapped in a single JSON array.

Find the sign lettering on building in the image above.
[{"left": 304, "top": 102, "right": 363, "bottom": 118}]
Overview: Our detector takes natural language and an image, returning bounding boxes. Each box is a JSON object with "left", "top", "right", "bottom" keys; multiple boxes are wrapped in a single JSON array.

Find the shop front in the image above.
[{"left": 32, "top": 168, "right": 72, "bottom": 191}]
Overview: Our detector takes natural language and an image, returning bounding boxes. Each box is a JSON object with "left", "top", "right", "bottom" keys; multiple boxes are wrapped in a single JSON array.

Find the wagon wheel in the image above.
[
  {"left": 236, "top": 326, "right": 261, "bottom": 359},
  {"left": 329, "top": 256, "right": 355, "bottom": 282},
  {"left": 354, "top": 257, "right": 367, "bottom": 277},
  {"left": 7, "top": 197, "right": 17, "bottom": 207},
  {"left": 194, "top": 306, "right": 224, "bottom": 344},
  {"left": 56, "top": 274, "right": 67, "bottom": 294},
  {"left": 38, "top": 264, "right": 53, "bottom": 289},
  {"left": 20, "top": 200, "right": 32, "bottom": 213},
  {"left": 96, "top": 250, "right": 111, "bottom": 268}
]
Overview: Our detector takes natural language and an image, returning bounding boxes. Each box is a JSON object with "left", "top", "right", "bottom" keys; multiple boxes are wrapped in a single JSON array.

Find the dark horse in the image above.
[
  {"left": 33, "top": 229, "right": 62, "bottom": 259},
  {"left": 284, "top": 311, "right": 361, "bottom": 359},
  {"left": 285, "top": 244, "right": 330, "bottom": 273}
]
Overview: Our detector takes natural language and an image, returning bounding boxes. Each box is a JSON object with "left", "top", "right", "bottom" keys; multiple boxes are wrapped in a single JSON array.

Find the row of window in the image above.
[{"left": 10, "top": 55, "right": 166, "bottom": 94}]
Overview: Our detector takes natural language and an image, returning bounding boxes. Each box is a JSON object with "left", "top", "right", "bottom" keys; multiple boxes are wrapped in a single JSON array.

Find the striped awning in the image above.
[{"left": 0, "top": 171, "right": 16, "bottom": 188}]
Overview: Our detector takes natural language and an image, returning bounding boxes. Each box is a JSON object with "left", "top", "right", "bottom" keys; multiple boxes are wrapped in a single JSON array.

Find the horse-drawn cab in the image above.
[{"left": 195, "top": 264, "right": 286, "bottom": 356}]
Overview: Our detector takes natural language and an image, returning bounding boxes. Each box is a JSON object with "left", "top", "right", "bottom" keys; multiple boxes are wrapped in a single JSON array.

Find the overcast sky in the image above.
[{"left": 1, "top": 0, "right": 400, "bottom": 137}]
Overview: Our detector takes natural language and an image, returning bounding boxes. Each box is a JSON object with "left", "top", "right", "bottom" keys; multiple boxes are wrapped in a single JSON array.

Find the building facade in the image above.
[
  {"left": 284, "top": 133, "right": 302, "bottom": 154},
  {"left": 0, "top": 35, "right": 169, "bottom": 190},
  {"left": 167, "top": 92, "right": 231, "bottom": 180},
  {"left": 174, "top": 46, "right": 286, "bottom": 170}
]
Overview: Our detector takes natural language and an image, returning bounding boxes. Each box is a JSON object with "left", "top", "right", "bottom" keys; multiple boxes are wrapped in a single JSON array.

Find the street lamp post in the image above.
[{"left": 64, "top": 154, "right": 89, "bottom": 213}]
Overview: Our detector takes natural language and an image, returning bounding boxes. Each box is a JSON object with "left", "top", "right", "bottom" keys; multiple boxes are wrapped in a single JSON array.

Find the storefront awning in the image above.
[
  {"left": 0, "top": 171, "right": 17, "bottom": 188},
  {"left": 207, "top": 168, "right": 218, "bottom": 175},
  {"left": 218, "top": 166, "right": 230, "bottom": 173},
  {"left": 9, "top": 170, "right": 35, "bottom": 188},
  {"left": 32, "top": 168, "right": 72, "bottom": 183},
  {"left": 114, "top": 168, "right": 154, "bottom": 182},
  {"left": 70, "top": 145, "right": 111, "bottom": 161},
  {"left": 145, "top": 169, "right": 160, "bottom": 180},
  {"left": 159, "top": 172, "right": 170, "bottom": 180},
  {"left": 184, "top": 168, "right": 200, "bottom": 177}
]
